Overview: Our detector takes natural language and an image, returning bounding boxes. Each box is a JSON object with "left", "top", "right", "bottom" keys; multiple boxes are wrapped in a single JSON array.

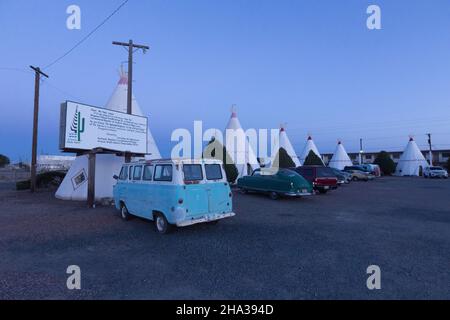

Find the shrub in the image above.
[
  {"left": 374, "top": 151, "right": 396, "bottom": 175},
  {"left": 303, "top": 150, "right": 324, "bottom": 166},
  {"left": 16, "top": 171, "right": 66, "bottom": 191},
  {"left": 272, "top": 147, "right": 296, "bottom": 169},
  {"left": 203, "top": 138, "right": 239, "bottom": 184},
  {"left": 0, "top": 154, "right": 10, "bottom": 168}
]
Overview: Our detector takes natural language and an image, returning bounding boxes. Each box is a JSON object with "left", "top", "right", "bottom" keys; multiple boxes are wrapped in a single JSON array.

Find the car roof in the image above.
[{"left": 123, "top": 158, "right": 223, "bottom": 166}]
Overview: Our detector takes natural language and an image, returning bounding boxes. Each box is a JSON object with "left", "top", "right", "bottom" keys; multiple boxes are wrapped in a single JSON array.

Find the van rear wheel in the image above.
[{"left": 154, "top": 213, "right": 172, "bottom": 234}]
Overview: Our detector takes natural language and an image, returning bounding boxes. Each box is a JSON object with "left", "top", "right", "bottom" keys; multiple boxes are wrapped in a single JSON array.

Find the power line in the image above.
[
  {"left": 0, "top": 67, "right": 33, "bottom": 75},
  {"left": 41, "top": 79, "right": 82, "bottom": 101},
  {"left": 43, "top": 0, "right": 131, "bottom": 70}
]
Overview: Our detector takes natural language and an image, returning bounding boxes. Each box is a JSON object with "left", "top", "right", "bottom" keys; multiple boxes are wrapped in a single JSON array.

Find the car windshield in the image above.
[{"left": 278, "top": 169, "right": 297, "bottom": 177}]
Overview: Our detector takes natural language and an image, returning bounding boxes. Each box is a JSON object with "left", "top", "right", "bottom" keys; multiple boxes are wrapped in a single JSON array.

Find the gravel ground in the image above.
[{"left": 0, "top": 177, "right": 449, "bottom": 300}]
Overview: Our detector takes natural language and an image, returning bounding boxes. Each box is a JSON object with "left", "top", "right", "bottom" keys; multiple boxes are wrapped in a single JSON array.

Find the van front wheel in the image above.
[
  {"left": 154, "top": 213, "right": 172, "bottom": 234},
  {"left": 120, "top": 203, "right": 131, "bottom": 221}
]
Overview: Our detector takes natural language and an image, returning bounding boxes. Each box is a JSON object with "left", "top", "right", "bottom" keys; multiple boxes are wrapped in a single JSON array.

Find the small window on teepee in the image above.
[{"left": 71, "top": 169, "right": 87, "bottom": 190}]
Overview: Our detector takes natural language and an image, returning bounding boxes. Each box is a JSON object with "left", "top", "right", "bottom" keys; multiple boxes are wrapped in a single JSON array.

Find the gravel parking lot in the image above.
[{"left": 0, "top": 177, "right": 449, "bottom": 300}]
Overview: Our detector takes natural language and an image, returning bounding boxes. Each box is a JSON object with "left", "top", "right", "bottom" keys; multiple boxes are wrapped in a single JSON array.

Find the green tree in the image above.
[
  {"left": 203, "top": 138, "right": 239, "bottom": 184},
  {"left": 303, "top": 150, "right": 324, "bottom": 166},
  {"left": 374, "top": 151, "right": 396, "bottom": 175},
  {"left": 272, "top": 147, "right": 296, "bottom": 169},
  {"left": 0, "top": 154, "right": 10, "bottom": 167}
]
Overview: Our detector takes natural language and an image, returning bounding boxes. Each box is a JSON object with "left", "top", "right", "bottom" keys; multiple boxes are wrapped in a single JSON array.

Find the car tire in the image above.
[
  {"left": 154, "top": 213, "right": 172, "bottom": 234},
  {"left": 240, "top": 188, "right": 248, "bottom": 194},
  {"left": 120, "top": 203, "right": 131, "bottom": 221},
  {"left": 352, "top": 176, "right": 358, "bottom": 181},
  {"left": 269, "top": 192, "right": 279, "bottom": 200},
  {"left": 318, "top": 189, "right": 328, "bottom": 194}
]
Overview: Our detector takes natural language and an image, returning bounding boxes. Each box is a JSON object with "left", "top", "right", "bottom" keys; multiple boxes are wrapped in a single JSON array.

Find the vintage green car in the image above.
[{"left": 237, "top": 168, "right": 313, "bottom": 200}]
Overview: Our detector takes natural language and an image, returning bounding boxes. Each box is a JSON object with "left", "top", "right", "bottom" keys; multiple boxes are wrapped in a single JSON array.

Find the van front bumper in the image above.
[{"left": 176, "top": 212, "right": 236, "bottom": 227}]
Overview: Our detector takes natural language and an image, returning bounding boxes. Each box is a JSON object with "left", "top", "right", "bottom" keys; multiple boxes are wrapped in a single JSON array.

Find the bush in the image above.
[
  {"left": 272, "top": 147, "right": 296, "bottom": 169},
  {"left": 374, "top": 151, "right": 396, "bottom": 175},
  {"left": 16, "top": 171, "right": 66, "bottom": 191},
  {"left": 203, "top": 138, "right": 239, "bottom": 184},
  {"left": 303, "top": 150, "right": 324, "bottom": 166},
  {"left": 0, "top": 154, "right": 10, "bottom": 168}
]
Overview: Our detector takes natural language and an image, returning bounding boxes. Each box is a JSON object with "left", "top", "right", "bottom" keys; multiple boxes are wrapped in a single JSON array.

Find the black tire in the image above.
[
  {"left": 240, "top": 188, "right": 248, "bottom": 194},
  {"left": 154, "top": 213, "right": 173, "bottom": 234},
  {"left": 269, "top": 191, "right": 279, "bottom": 200},
  {"left": 120, "top": 203, "right": 131, "bottom": 221},
  {"left": 352, "top": 176, "right": 358, "bottom": 181},
  {"left": 318, "top": 189, "right": 328, "bottom": 194}
]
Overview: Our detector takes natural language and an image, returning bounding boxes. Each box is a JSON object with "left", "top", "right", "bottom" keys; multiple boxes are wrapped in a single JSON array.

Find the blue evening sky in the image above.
[{"left": 1, "top": 0, "right": 450, "bottom": 162}]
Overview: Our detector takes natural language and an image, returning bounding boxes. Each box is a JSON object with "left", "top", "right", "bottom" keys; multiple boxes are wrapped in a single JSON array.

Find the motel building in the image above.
[{"left": 322, "top": 149, "right": 450, "bottom": 167}]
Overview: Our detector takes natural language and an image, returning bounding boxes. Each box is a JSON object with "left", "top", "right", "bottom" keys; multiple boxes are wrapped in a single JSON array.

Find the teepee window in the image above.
[{"left": 71, "top": 169, "right": 87, "bottom": 190}]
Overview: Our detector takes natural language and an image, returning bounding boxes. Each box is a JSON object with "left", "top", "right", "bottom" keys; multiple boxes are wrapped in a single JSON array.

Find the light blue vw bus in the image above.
[{"left": 113, "top": 159, "right": 235, "bottom": 234}]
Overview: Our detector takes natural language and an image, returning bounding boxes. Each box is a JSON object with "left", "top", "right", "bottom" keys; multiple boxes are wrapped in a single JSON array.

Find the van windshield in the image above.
[
  {"left": 205, "top": 164, "right": 223, "bottom": 180},
  {"left": 183, "top": 164, "right": 203, "bottom": 181}
]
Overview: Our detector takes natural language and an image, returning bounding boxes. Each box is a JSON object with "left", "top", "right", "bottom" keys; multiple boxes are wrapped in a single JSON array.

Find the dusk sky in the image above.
[{"left": 1, "top": 0, "right": 450, "bottom": 162}]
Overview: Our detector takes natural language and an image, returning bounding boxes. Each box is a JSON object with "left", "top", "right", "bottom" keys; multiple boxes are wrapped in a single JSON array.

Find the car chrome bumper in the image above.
[
  {"left": 284, "top": 191, "right": 313, "bottom": 197},
  {"left": 176, "top": 212, "right": 236, "bottom": 227}
]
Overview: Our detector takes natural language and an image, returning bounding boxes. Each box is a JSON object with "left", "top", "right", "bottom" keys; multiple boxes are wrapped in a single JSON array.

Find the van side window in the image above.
[
  {"left": 205, "top": 164, "right": 223, "bottom": 180},
  {"left": 183, "top": 164, "right": 203, "bottom": 181},
  {"left": 143, "top": 165, "right": 153, "bottom": 181},
  {"left": 154, "top": 165, "right": 173, "bottom": 182},
  {"left": 133, "top": 166, "right": 143, "bottom": 180},
  {"left": 119, "top": 166, "right": 128, "bottom": 180},
  {"left": 128, "top": 166, "right": 134, "bottom": 180}
]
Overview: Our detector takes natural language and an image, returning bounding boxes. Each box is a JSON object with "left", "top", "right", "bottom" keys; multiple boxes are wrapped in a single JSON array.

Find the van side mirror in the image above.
[{"left": 113, "top": 175, "right": 119, "bottom": 180}]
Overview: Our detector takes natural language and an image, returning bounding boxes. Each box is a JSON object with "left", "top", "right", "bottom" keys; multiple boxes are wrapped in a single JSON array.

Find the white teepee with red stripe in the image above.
[
  {"left": 299, "top": 135, "right": 322, "bottom": 165},
  {"left": 56, "top": 67, "right": 160, "bottom": 201},
  {"left": 224, "top": 108, "right": 260, "bottom": 178},
  {"left": 394, "top": 137, "right": 429, "bottom": 176},
  {"left": 329, "top": 141, "right": 353, "bottom": 170},
  {"left": 276, "top": 125, "right": 301, "bottom": 167},
  {"left": 105, "top": 67, "right": 161, "bottom": 159}
]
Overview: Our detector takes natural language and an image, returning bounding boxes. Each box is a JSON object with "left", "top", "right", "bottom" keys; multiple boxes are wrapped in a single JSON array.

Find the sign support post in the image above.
[{"left": 87, "top": 150, "right": 97, "bottom": 208}]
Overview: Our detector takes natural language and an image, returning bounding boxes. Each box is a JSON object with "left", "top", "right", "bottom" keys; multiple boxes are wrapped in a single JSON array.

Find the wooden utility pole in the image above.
[
  {"left": 427, "top": 133, "right": 433, "bottom": 166},
  {"left": 112, "top": 40, "right": 149, "bottom": 163},
  {"left": 29, "top": 66, "right": 49, "bottom": 193}
]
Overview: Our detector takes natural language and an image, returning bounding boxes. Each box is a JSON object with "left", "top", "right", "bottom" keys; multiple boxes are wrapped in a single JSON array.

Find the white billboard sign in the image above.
[{"left": 60, "top": 101, "right": 148, "bottom": 154}]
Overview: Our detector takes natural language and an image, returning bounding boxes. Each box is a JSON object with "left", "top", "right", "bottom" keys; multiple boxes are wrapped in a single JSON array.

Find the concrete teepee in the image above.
[
  {"left": 328, "top": 141, "right": 353, "bottom": 170},
  {"left": 105, "top": 67, "right": 161, "bottom": 159},
  {"left": 55, "top": 67, "right": 160, "bottom": 201},
  {"left": 394, "top": 137, "right": 429, "bottom": 176},
  {"left": 224, "top": 107, "right": 260, "bottom": 178},
  {"left": 276, "top": 125, "right": 301, "bottom": 167},
  {"left": 299, "top": 135, "right": 323, "bottom": 165}
]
